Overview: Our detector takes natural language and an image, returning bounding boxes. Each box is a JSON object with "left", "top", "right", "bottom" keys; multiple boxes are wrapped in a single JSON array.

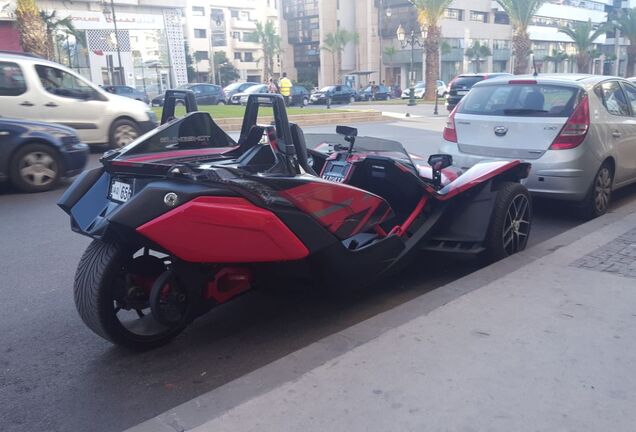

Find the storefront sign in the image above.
[{"left": 56, "top": 10, "right": 164, "bottom": 30}]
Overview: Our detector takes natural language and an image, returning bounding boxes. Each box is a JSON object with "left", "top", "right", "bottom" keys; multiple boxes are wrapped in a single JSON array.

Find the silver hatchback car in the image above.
[{"left": 440, "top": 74, "right": 636, "bottom": 218}]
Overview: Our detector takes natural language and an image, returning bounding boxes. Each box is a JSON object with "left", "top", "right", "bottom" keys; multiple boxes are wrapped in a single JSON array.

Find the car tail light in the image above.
[
  {"left": 550, "top": 95, "right": 590, "bottom": 150},
  {"left": 443, "top": 105, "right": 458, "bottom": 143}
]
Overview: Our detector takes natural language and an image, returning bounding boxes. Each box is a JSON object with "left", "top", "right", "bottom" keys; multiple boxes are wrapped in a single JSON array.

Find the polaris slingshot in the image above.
[{"left": 59, "top": 92, "right": 532, "bottom": 349}]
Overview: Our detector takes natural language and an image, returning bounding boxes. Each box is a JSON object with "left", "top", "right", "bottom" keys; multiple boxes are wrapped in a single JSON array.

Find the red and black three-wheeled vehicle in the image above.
[{"left": 59, "top": 92, "right": 532, "bottom": 349}]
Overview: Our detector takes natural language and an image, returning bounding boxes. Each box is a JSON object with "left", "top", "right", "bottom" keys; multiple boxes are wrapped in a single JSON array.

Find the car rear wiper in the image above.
[{"left": 503, "top": 108, "right": 548, "bottom": 115}]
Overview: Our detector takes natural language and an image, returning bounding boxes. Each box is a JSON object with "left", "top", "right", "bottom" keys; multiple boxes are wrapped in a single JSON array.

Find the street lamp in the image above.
[
  {"left": 102, "top": 0, "right": 124, "bottom": 85},
  {"left": 396, "top": 23, "right": 424, "bottom": 107}
]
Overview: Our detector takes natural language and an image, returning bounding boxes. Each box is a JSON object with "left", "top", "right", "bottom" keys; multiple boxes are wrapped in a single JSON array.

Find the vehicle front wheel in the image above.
[
  {"left": 9, "top": 143, "right": 61, "bottom": 192},
  {"left": 303, "top": 98, "right": 309, "bottom": 106},
  {"left": 582, "top": 162, "right": 613, "bottom": 219},
  {"left": 74, "top": 240, "right": 191, "bottom": 349},
  {"left": 349, "top": 96, "right": 356, "bottom": 104},
  {"left": 217, "top": 100, "right": 226, "bottom": 105},
  {"left": 484, "top": 182, "right": 532, "bottom": 262},
  {"left": 109, "top": 119, "right": 140, "bottom": 149}
]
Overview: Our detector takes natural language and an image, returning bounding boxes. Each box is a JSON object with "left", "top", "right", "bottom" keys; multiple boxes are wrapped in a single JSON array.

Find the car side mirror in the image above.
[
  {"left": 427, "top": 154, "right": 453, "bottom": 188},
  {"left": 336, "top": 125, "right": 357, "bottom": 137}
]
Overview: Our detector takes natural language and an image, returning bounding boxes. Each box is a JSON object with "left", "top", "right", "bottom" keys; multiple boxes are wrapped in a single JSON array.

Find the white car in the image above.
[
  {"left": 440, "top": 74, "right": 636, "bottom": 218},
  {"left": 0, "top": 52, "right": 158, "bottom": 148},
  {"left": 401, "top": 80, "right": 446, "bottom": 99}
]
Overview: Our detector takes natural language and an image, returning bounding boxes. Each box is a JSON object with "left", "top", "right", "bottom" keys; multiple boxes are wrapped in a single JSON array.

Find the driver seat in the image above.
[{"left": 289, "top": 123, "right": 318, "bottom": 176}]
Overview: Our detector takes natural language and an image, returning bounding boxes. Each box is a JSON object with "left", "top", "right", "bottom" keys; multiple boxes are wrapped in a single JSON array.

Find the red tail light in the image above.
[
  {"left": 443, "top": 105, "right": 458, "bottom": 143},
  {"left": 550, "top": 95, "right": 590, "bottom": 150}
]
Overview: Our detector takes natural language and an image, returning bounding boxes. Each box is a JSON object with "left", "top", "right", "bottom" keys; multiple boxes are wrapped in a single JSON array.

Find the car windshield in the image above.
[
  {"left": 244, "top": 85, "right": 267, "bottom": 94},
  {"left": 414, "top": 83, "right": 425, "bottom": 89},
  {"left": 319, "top": 86, "right": 335, "bottom": 92},
  {"left": 458, "top": 84, "right": 580, "bottom": 117},
  {"left": 451, "top": 76, "right": 483, "bottom": 89},
  {"left": 224, "top": 82, "right": 242, "bottom": 91}
]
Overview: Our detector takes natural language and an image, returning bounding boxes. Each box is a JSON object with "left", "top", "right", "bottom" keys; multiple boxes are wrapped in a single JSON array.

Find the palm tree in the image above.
[
  {"left": 558, "top": 20, "right": 606, "bottom": 73},
  {"left": 496, "top": 0, "right": 546, "bottom": 74},
  {"left": 255, "top": 20, "right": 281, "bottom": 81},
  {"left": 351, "top": 32, "right": 360, "bottom": 71},
  {"left": 321, "top": 29, "right": 353, "bottom": 83},
  {"left": 613, "top": 8, "right": 636, "bottom": 77},
  {"left": 544, "top": 49, "right": 569, "bottom": 73},
  {"left": 15, "top": 0, "right": 47, "bottom": 57},
  {"left": 464, "top": 41, "right": 492, "bottom": 73},
  {"left": 411, "top": 0, "right": 453, "bottom": 100},
  {"left": 40, "top": 10, "right": 76, "bottom": 61}
]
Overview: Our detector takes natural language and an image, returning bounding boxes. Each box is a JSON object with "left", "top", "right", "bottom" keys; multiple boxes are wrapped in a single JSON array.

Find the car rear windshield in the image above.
[
  {"left": 457, "top": 84, "right": 580, "bottom": 117},
  {"left": 450, "top": 76, "right": 483, "bottom": 89}
]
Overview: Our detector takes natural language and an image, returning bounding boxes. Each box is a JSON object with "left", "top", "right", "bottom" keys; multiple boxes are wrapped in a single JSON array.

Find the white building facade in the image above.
[{"left": 184, "top": 0, "right": 280, "bottom": 83}]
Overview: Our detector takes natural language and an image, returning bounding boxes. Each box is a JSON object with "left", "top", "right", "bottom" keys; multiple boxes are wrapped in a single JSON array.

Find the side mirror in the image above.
[
  {"left": 427, "top": 154, "right": 453, "bottom": 188},
  {"left": 336, "top": 125, "right": 357, "bottom": 137}
]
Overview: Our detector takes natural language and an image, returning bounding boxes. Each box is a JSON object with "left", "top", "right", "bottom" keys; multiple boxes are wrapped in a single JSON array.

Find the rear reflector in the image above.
[
  {"left": 550, "top": 95, "right": 589, "bottom": 150},
  {"left": 443, "top": 105, "right": 458, "bottom": 143},
  {"left": 508, "top": 80, "right": 538, "bottom": 85}
]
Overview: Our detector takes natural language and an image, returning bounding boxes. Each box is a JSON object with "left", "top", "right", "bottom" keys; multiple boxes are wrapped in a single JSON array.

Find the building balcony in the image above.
[{"left": 230, "top": 18, "right": 257, "bottom": 30}]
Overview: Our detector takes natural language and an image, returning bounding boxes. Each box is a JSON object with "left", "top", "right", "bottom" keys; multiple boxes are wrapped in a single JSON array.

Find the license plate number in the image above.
[{"left": 110, "top": 180, "right": 132, "bottom": 202}]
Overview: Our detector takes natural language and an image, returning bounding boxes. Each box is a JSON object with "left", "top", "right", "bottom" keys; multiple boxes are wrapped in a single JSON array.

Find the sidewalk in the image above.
[{"left": 128, "top": 201, "right": 636, "bottom": 432}]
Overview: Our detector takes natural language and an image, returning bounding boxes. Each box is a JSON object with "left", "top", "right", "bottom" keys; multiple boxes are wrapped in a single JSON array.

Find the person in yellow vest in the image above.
[{"left": 278, "top": 72, "right": 292, "bottom": 106}]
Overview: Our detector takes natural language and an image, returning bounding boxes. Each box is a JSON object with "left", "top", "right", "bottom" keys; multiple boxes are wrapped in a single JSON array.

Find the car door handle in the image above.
[
  {"left": 44, "top": 102, "right": 58, "bottom": 107},
  {"left": 612, "top": 131, "right": 622, "bottom": 138},
  {"left": 20, "top": 101, "right": 35, "bottom": 107}
]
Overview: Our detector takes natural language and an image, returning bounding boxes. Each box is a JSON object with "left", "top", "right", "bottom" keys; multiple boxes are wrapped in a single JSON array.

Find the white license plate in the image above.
[
  {"left": 456, "top": 90, "right": 468, "bottom": 95},
  {"left": 110, "top": 180, "right": 132, "bottom": 203}
]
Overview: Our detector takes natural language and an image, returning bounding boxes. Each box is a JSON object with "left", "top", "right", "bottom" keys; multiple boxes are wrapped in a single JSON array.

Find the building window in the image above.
[
  {"left": 231, "top": 10, "right": 239, "bottom": 18},
  {"left": 494, "top": 11, "right": 509, "bottom": 25},
  {"left": 192, "top": 6, "right": 205, "bottom": 16},
  {"left": 232, "top": 32, "right": 241, "bottom": 40},
  {"left": 470, "top": 11, "right": 488, "bottom": 23},
  {"left": 194, "top": 51, "right": 209, "bottom": 61},
  {"left": 444, "top": 38, "right": 464, "bottom": 49},
  {"left": 444, "top": 8, "right": 463, "bottom": 21},
  {"left": 194, "top": 29, "right": 207, "bottom": 38},
  {"left": 244, "top": 52, "right": 254, "bottom": 62},
  {"left": 243, "top": 32, "right": 259, "bottom": 42},
  {"left": 493, "top": 39, "right": 510, "bottom": 50},
  {"left": 234, "top": 52, "right": 242, "bottom": 61}
]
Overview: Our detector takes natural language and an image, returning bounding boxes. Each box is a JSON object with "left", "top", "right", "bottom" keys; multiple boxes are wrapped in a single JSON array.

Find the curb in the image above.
[
  {"left": 126, "top": 198, "right": 636, "bottom": 432},
  {"left": 215, "top": 111, "right": 389, "bottom": 131}
]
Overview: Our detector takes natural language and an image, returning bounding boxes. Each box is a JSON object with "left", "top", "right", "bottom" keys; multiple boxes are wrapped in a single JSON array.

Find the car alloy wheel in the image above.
[
  {"left": 19, "top": 151, "right": 58, "bottom": 187},
  {"left": 502, "top": 193, "right": 531, "bottom": 255},
  {"left": 114, "top": 123, "right": 139, "bottom": 148},
  {"left": 594, "top": 166, "right": 612, "bottom": 215}
]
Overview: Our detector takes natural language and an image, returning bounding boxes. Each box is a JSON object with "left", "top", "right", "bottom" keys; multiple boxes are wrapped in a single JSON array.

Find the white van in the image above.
[{"left": 0, "top": 52, "right": 158, "bottom": 148}]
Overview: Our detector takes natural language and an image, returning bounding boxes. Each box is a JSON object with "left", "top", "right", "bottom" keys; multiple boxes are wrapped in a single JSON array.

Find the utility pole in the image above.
[
  {"left": 209, "top": 32, "right": 216, "bottom": 84},
  {"left": 103, "top": 0, "right": 124, "bottom": 85}
]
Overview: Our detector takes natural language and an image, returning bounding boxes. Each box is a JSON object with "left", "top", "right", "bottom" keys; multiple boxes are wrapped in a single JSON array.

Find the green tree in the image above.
[
  {"left": 255, "top": 20, "right": 281, "bottom": 81},
  {"left": 214, "top": 51, "right": 239, "bottom": 86},
  {"left": 351, "top": 31, "right": 360, "bottom": 71},
  {"left": 464, "top": 41, "right": 492, "bottom": 73},
  {"left": 184, "top": 42, "right": 196, "bottom": 82},
  {"left": 558, "top": 20, "right": 607, "bottom": 73},
  {"left": 613, "top": 8, "right": 636, "bottom": 77},
  {"left": 496, "top": 0, "right": 546, "bottom": 74},
  {"left": 321, "top": 29, "right": 354, "bottom": 83},
  {"left": 15, "top": 0, "right": 47, "bottom": 57},
  {"left": 544, "top": 49, "right": 569, "bottom": 73},
  {"left": 412, "top": 0, "right": 453, "bottom": 100},
  {"left": 40, "top": 10, "right": 76, "bottom": 61}
]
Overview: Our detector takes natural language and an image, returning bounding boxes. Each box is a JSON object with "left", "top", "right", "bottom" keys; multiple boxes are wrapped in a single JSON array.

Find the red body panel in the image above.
[
  {"left": 280, "top": 181, "right": 392, "bottom": 239},
  {"left": 433, "top": 160, "right": 521, "bottom": 200},
  {"left": 137, "top": 197, "right": 309, "bottom": 263}
]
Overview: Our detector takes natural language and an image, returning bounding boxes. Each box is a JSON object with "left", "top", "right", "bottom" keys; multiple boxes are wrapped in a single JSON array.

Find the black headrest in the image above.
[{"left": 289, "top": 123, "right": 317, "bottom": 176}]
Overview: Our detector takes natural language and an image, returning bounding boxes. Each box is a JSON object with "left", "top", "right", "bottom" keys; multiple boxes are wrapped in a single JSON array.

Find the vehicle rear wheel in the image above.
[
  {"left": 582, "top": 162, "right": 613, "bottom": 219},
  {"left": 109, "top": 119, "right": 140, "bottom": 149},
  {"left": 216, "top": 100, "right": 226, "bottom": 105},
  {"left": 349, "top": 96, "right": 356, "bottom": 104},
  {"left": 74, "top": 240, "right": 191, "bottom": 350},
  {"left": 9, "top": 143, "right": 61, "bottom": 193},
  {"left": 303, "top": 97, "right": 309, "bottom": 106},
  {"left": 484, "top": 182, "right": 532, "bottom": 262}
]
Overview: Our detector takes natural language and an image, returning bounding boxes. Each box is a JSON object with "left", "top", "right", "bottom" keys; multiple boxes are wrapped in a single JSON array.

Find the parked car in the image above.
[
  {"left": 440, "top": 74, "right": 636, "bottom": 218},
  {"left": 290, "top": 85, "right": 310, "bottom": 106},
  {"left": 309, "top": 85, "right": 357, "bottom": 104},
  {"left": 401, "top": 80, "right": 446, "bottom": 99},
  {"left": 358, "top": 84, "right": 391, "bottom": 101},
  {"left": 224, "top": 81, "right": 259, "bottom": 104},
  {"left": 0, "top": 52, "right": 158, "bottom": 148},
  {"left": 445, "top": 73, "right": 512, "bottom": 111},
  {"left": 151, "top": 83, "right": 225, "bottom": 107},
  {"left": 101, "top": 85, "right": 149, "bottom": 104},
  {"left": 233, "top": 84, "right": 269, "bottom": 105},
  {"left": 0, "top": 117, "right": 88, "bottom": 192}
]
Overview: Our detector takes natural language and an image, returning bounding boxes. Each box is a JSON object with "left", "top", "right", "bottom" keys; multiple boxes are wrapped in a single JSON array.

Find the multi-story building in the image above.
[
  {"left": 184, "top": 0, "right": 280, "bottom": 83},
  {"left": 280, "top": 0, "right": 615, "bottom": 88},
  {"left": 37, "top": 0, "right": 188, "bottom": 95}
]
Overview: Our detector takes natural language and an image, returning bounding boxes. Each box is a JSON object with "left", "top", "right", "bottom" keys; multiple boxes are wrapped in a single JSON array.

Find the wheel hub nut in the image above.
[{"left": 164, "top": 192, "right": 179, "bottom": 207}]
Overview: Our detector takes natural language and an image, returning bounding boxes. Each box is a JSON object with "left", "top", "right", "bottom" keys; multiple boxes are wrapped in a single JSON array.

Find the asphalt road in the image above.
[{"left": 1, "top": 120, "right": 635, "bottom": 432}]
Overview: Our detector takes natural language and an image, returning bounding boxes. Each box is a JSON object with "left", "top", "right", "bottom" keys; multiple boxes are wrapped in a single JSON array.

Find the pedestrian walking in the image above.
[
  {"left": 278, "top": 72, "right": 292, "bottom": 106},
  {"left": 268, "top": 77, "right": 279, "bottom": 94}
]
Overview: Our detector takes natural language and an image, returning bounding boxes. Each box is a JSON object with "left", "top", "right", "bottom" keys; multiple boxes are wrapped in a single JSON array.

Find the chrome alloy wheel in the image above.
[{"left": 502, "top": 193, "right": 531, "bottom": 255}]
